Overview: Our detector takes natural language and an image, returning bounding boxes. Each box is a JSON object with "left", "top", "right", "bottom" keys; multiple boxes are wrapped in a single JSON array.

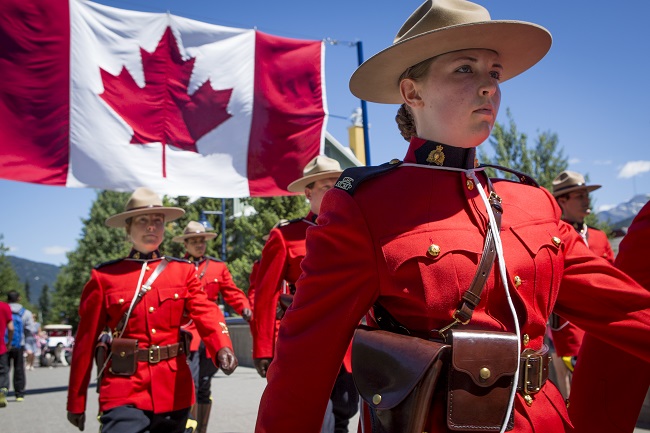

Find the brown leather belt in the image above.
[
  {"left": 516, "top": 345, "right": 551, "bottom": 395},
  {"left": 136, "top": 343, "right": 184, "bottom": 363}
]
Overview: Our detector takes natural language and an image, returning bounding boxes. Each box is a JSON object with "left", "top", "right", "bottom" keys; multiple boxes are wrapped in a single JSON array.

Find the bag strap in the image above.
[
  {"left": 97, "top": 259, "right": 169, "bottom": 381},
  {"left": 114, "top": 259, "right": 169, "bottom": 337},
  {"left": 197, "top": 258, "right": 210, "bottom": 280}
]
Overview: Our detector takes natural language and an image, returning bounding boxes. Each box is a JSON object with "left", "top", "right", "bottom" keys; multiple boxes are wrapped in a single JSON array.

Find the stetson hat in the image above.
[
  {"left": 105, "top": 187, "right": 185, "bottom": 228},
  {"left": 349, "top": 0, "right": 552, "bottom": 104},
  {"left": 286, "top": 155, "right": 343, "bottom": 193},
  {"left": 172, "top": 221, "right": 218, "bottom": 243},
  {"left": 552, "top": 171, "right": 601, "bottom": 198}
]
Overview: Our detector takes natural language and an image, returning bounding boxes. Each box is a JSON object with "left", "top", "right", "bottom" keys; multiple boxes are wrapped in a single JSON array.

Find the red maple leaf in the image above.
[{"left": 99, "top": 27, "right": 233, "bottom": 177}]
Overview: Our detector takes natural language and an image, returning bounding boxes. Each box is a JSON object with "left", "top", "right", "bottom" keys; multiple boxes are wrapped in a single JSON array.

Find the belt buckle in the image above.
[
  {"left": 522, "top": 350, "right": 542, "bottom": 395},
  {"left": 149, "top": 345, "right": 161, "bottom": 363}
]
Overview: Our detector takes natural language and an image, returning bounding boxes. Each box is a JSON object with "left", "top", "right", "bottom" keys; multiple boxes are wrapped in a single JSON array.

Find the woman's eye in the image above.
[
  {"left": 457, "top": 65, "right": 472, "bottom": 73},
  {"left": 490, "top": 71, "right": 502, "bottom": 80}
]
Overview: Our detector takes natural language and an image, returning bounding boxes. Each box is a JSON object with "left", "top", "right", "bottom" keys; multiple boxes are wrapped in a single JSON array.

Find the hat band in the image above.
[
  {"left": 554, "top": 183, "right": 586, "bottom": 194},
  {"left": 127, "top": 204, "right": 164, "bottom": 212}
]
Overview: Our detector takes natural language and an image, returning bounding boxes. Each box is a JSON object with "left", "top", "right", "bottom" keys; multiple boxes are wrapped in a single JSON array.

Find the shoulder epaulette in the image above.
[
  {"left": 334, "top": 159, "right": 403, "bottom": 195},
  {"left": 94, "top": 258, "right": 124, "bottom": 269},
  {"left": 479, "top": 164, "right": 539, "bottom": 188},
  {"left": 205, "top": 255, "right": 223, "bottom": 263},
  {"left": 285, "top": 218, "right": 303, "bottom": 225},
  {"left": 165, "top": 256, "right": 190, "bottom": 263}
]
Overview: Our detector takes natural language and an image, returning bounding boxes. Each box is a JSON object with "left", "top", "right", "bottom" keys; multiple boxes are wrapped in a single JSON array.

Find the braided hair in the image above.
[{"left": 395, "top": 57, "right": 436, "bottom": 141}]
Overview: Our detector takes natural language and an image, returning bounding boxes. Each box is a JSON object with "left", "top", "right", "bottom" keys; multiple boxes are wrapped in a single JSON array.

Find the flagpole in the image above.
[{"left": 355, "top": 40, "right": 371, "bottom": 166}]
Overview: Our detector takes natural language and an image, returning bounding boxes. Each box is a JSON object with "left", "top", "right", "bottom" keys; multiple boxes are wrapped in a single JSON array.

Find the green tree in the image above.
[
  {"left": 24, "top": 279, "right": 31, "bottom": 304},
  {"left": 480, "top": 109, "right": 610, "bottom": 234},
  {"left": 51, "top": 190, "right": 132, "bottom": 328},
  {"left": 480, "top": 109, "right": 568, "bottom": 191},
  {"left": 39, "top": 283, "right": 51, "bottom": 325},
  {"left": 0, "top": 235, "right": 22, "bottom": 301}
]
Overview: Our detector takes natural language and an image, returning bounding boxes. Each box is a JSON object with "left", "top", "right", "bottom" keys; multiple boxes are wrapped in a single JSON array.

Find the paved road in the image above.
[{"left": 0, "top": 364, "right": 647, "bottom": 432}]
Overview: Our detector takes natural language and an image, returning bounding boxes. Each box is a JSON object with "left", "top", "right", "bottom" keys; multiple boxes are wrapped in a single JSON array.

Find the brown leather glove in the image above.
[
  {"left": 241, "top": 308, "right": 253, "bottom": 322},
  {"left": 67, "top": 411, "right": 86, "bottom": 431},
  {"left": 254, "top": 357, "right": 272, "bottom": 378},
  {"left": 217, "top": 347, "right": 238, "bottom": 375}
]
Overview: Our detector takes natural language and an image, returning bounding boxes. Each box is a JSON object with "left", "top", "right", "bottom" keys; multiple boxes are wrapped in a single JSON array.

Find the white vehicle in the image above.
[{"left": 40, "top": 324, "right": 74, "bottom": 367}]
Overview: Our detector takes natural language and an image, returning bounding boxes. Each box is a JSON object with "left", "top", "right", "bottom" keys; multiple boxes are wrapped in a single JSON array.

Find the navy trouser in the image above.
[
  {"left": 100, "top": 405, "right": 189, "bottom": 433},
  {"left": 6, "top": 347, "right": 25, "bottom": 397},
  {"left": 0, "top": 352, "right": 8, "bottom": 390},
  {"left": 331, "top": 368, "right": 359, "bottom": 433}
]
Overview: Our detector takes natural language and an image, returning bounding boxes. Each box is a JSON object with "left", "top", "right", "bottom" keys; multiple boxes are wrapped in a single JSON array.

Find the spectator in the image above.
[
  {"left": 24, "top": 320, "right": 39, "bottom": 370},
  {"left": 5, "top": 290, "right": 35, "bottom": 402},
  {"left": 0, "top": 299, "right": 13, "bottom": 408}
]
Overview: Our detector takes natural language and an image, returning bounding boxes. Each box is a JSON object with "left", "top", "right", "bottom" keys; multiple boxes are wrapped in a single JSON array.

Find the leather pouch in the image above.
[
  {"left": 179, "top": 328, "right": 192, "bottom": 355},
  {"left": 110, "top": 338, "right": 138, "bottom": 376},
  {"left": 352, "top": 325, "right": 450, "bottom": 433},
  {"left": 447, "top": 329, "right": 518, "bottom": 431},
  {"left": 94, "top": 332, "right": 112, "bottom": 374}
]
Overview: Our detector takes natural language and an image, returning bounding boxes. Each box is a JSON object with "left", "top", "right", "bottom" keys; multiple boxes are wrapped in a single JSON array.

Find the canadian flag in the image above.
[{"left": 0, "top": 0, "right": 327, "bottom": 197}]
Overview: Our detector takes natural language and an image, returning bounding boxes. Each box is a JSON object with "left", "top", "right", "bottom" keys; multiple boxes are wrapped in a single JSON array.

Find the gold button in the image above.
[
  {"left": 552, "top": 237, "right": 561, "bottom": 247},
  {"left": 146, "top": 266, "right": 151, "bottom": 271},
  {"left": 151, "top": 329, "right": 156, "bottom": 334},
  {"left": 120, "top": 351, "right": 126, "bottom": 357},
  {"left": 214, "top": 279, "right": 218, "bottom": 283},
  {"left": 466, "top": 179, "right": 474, "bottom": 190},
  {"left": 149, "top": 307, "right": 154, "bottom": 313},
  {"left": 524, "top": 394, "right": 534, "bottom": 407},
  {"left": 174, "top": 293, "right": 179, "bottom": 299},
  {"left": 514, "top": 276, "right": 522, "bottom": 287},
  {"left": 389, "top": 159, "right": 400, "bottom": 165},
  {"left": 118, "top": 298, "right": 124, "bottom": 305},
  {"left": 372, "top": 394, "right": 382, "bottom": 405},
  {"left": 427, "top": 244, "right": 441, "bottom": 257},
  {"left": 523, "top": 334, "right": 530, "bottom": 346},
  {"left": 479, "top": 367, "right": 491, "bottom": 380}
]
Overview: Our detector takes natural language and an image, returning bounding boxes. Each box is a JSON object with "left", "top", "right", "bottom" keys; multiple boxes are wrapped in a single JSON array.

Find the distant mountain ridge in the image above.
[
  {"left": 7, "top": 255, "right": 61, "bottom": 304},
  {"left": 596, "top": 194, "right": 650, "bottom": 227}
]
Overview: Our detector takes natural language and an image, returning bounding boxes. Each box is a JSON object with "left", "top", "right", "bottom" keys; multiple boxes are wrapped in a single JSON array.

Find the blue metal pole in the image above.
[
  {"left": 221, "top": 199, "right": 227, "bottom": 261},
  {"left": 356, "top": 40, "right": 371, "bottom": 166}
]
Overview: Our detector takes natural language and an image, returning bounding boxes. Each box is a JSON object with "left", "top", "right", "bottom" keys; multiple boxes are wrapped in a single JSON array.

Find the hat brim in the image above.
[
  {"left": 172, "top": 232, "right": 218, "bottom": 243},
  {"left": 552, "top": 184, "right": 601, "bottom": 198},
  {"left": 105, "top": 207, "right": 185, "bottom": 228},
  {"left": 287, "top": 170, "right": 343, "bottom": 193},
  {"left": 350, "top": 21, "right": 552, "bottom": 104}
]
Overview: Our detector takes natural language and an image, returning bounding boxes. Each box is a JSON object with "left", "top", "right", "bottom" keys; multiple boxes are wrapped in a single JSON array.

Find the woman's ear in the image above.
[{"left": 400, "top": 78, "right": 423, "bottom": 108}]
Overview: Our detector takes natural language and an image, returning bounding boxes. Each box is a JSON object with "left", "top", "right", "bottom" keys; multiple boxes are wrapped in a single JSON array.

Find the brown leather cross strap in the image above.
[
  {"left": 136, "top": 343, "right": 184, "bottom": 363},
  {"left": 453, "top": 186, "right": 503, "bottom": 324}
]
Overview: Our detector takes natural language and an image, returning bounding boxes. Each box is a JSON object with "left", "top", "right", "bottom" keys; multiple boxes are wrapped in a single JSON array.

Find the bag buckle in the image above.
[
  {"left": 522, "top": 351, "right": 543, "bottom": 395},
  {"left": 148, "top": 345, "right": 161, "bottom": 363},
  {"left": 436, "top": 310, "right": 470, "bottom": 341}
]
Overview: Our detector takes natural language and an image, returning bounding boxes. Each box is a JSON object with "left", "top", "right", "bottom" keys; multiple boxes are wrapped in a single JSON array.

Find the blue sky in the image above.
[{"left": 1, "top": 0, "right": 649, "bottom": 266}]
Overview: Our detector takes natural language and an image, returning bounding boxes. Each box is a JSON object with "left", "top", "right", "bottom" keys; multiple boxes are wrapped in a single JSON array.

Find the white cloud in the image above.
[
  {"left": 618, "top": 161, "right": 650, "bottom": 179},
  {"left": 568, "top": 158, "right": 581, "bottom": 164},
  {"left": 593, "top": 160, "right": 613, "bottom": 166},
  {"left": 7, "top": 245, "right": 17, "bottom": 253},
  {"left": 43, "top": 246, "right": 71, "bottom": 256}
]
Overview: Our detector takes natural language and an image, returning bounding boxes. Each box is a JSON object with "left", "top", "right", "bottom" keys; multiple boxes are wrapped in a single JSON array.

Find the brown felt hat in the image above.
[
  {"left": 552, "top": 171, "right": 601, "bottom": 198},
  {"left": 105, "top": 187, "right": 185, "bottom": 228},
  {"left": 172, "top": 221, "right": 218, "bottom": 243},
  {"left": 286, "top": 155, "right": 343, "bottom": 193},
  {"left": 350, "top": 0, "right": 552, "bottom": 103}
]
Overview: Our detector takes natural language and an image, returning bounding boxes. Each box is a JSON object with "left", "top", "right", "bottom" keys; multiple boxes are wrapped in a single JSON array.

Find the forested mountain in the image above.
[{"left": 7, "top": 255, "right": 60, "bottom": 304}]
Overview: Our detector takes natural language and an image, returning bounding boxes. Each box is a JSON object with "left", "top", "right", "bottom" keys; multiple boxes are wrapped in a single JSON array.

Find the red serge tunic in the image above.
[
  {"left": 255, "top": 139, "right": 650, "bottom": 433},
  {"left": 569, "top": 201, "right": 650, "bottom": 432},
  {"left": 550, "top": 225, "right": 615, "bottom": 357},
  {"left": 67, "top": 255, "right": 233, "bottom": 414},
  {"left": 182, "top": 256, "right": 251, "bottom": 352},
  {"left": 252, "top": 215, "right": 315, "bottom": 360}
]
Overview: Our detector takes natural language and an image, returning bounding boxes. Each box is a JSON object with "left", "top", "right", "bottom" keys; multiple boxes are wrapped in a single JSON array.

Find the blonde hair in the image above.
[{"left": 395, "top": 57, "right": 436, "bottom": 141}]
